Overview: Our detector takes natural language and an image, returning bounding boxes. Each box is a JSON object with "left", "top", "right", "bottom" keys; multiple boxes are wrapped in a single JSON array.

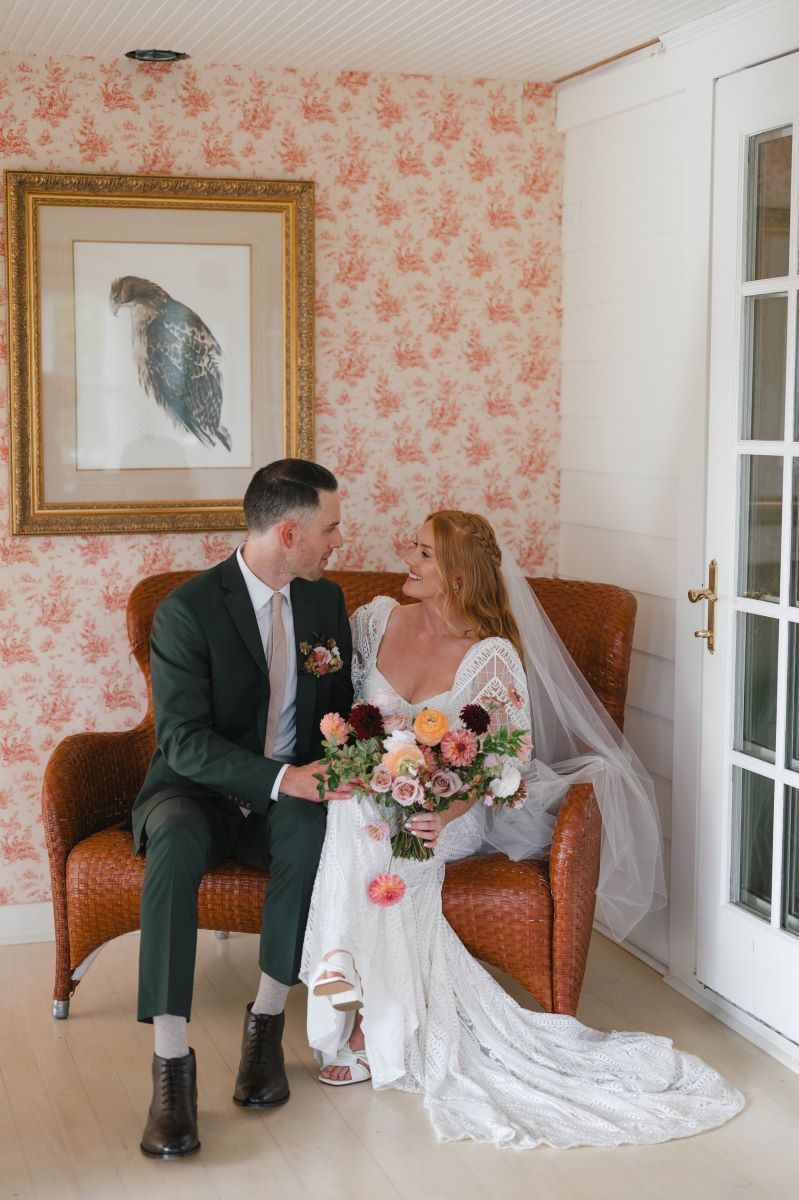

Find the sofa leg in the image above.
[{"left": 52, "top": 958, "right": 74, "bottom": 1018}]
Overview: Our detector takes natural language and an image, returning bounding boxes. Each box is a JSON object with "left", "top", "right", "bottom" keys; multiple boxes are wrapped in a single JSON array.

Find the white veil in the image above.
[{"left": 476, "top": 545, "right": 666, "bottom": 943}]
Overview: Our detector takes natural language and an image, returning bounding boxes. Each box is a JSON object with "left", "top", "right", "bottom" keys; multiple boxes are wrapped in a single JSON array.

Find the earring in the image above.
[{"left": 452, "top": 582, "right": 461, "bottom": 595}]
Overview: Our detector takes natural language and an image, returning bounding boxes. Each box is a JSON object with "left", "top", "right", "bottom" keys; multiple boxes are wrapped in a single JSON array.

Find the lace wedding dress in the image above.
[{"left": 300, "top": 597, "right": 744, "bottom": 1149}]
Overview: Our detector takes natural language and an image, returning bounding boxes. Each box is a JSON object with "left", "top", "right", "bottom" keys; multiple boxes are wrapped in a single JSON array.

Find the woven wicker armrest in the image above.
[
  {"left": 548, "top": 783, "right": 602, "bottom": 1014},
  {"left": 41, "top": 725, "right": 153, "bottom": 861}
]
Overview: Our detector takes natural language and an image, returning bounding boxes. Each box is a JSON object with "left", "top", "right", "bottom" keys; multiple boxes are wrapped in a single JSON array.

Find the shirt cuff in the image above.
[{"left": 270, "top": 763, "right": 290, "bottom": 801}]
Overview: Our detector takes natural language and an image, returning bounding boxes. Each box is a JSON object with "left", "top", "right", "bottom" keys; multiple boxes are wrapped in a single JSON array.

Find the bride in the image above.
[{"left": 299, "top": 510, "right": 744, "bottom": 1148}]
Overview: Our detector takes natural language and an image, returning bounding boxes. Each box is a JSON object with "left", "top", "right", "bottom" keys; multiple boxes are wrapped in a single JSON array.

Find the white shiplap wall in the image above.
[
  {"left": 556, "top": 2, "right": 799, "bottom": 1064},
  {"left": 560, "top": 93, "right": 686, "bottom": 965}
]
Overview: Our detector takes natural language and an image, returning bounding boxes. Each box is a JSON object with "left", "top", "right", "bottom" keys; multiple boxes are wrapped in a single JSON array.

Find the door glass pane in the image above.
[
  {"left": 791, "top": 460, "right": 799, "bottom": 606},
  {"left": 794, "top": 308, "right": 799, "bottom": 442},
  {"left": 739, "top": 454, "right": 783, "bottom": 601},
  {"left": 734, "top": 612, "right": 779, "bottom": 762},
  {"left": 741, "top": 294, "right": 787, "bottom": 440},
  {"left": 785, "top": 787, "right": 799, "bottom": 935},
  {"left": 787, "top": 625, "right": 799, "bottom": 770},
  {"left": 732, "top": 767, "right": 773, "bottom": 919},
  {"left": 746, "top": 126, "right": 792, "bottom": 281}
]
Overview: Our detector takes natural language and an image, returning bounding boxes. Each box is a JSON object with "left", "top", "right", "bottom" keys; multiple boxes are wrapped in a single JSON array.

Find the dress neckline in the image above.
[
  {"left": 370, "top": 663, "right": 451, "bottom": 711},
  {"left": 372, "top": 597, "right": 476, "bottom": 709}
]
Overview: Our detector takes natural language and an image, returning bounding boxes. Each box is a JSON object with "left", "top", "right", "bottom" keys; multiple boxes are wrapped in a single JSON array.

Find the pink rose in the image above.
[
  {"left": 391, "top": 776, "right": 424, "bottom": 807},
  {"left": 383, "top": 711, "right": 408, "bottom": 733},
  {"left": 365, "top": 819, "right": 391, "bottom": 842},
  {"left": 311, "top": 647, "right": 332, "bottom": 674},
  {"left": 320, "top": 712, "right": 349, "bottom": 744},
  {"left": 430, "top": 769, "right": 462, "bottom": 798},
  {"left": 370, "top": 765, "right": 393, "bottom": 793}
]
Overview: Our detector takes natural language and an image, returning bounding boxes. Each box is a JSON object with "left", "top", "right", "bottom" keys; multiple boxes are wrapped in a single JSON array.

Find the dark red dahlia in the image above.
[
  {"left": 348, "top": 702, "right": 385, "bottom": 739},
  {"left": 459, "top": 703, "right": 491, "bottom": 735}
]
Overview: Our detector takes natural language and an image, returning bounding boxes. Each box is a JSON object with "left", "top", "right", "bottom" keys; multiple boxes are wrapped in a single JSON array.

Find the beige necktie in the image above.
[{"left": 264, "top": 591, "right": 287, "bottom": 758}]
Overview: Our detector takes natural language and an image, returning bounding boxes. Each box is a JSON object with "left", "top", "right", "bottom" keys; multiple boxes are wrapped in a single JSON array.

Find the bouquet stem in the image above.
[{"left": 391, "top": 829, "right": 434, "bottom": 862}]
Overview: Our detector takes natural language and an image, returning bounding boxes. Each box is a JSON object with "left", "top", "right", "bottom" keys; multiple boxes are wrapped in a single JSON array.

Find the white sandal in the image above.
[
  {"left": 310, "top": 951, "right": 363, "bottom": 1012},
  {"left": 318, "top": 1046, "right": 371, "bottom": 1087}
]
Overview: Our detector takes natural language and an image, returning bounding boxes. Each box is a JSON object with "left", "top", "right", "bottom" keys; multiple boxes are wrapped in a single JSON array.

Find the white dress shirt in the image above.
[{"left": 236, "top": 546, "right": 297, "bottom": 800}]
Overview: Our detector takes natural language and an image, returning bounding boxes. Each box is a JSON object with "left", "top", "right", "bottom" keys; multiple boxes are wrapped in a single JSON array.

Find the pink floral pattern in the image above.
[{"left": 0, "top": 54, "right": 561, "bottom": 905}]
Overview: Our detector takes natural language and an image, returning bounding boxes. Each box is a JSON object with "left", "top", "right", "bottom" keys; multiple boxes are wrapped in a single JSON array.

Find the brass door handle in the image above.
[{"left": 688, "top": 560, "right": 717, "bottom": 653}]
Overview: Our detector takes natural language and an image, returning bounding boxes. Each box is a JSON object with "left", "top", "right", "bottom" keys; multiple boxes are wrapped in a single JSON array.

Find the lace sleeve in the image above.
[
  {"left": 350, "top": 596, "right": 397, "bottom": 699},
  {"left": 454, "top": 638, "right": 531, "bottom": 736}
]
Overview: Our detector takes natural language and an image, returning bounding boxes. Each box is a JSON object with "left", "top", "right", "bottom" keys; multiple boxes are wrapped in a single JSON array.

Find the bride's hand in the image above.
[{"left": 405, "top": 812, "right": 444, "bottom": 847}]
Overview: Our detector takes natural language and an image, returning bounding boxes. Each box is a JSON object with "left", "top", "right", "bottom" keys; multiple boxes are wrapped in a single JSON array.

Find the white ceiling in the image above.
[{"left": 0, "top": 0, "right": 742, "bottom": 82}]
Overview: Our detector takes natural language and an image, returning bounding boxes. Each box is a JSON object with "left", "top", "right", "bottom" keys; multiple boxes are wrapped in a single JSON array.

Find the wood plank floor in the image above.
[{"left": 1, "top": 929, "right": 796, "bottom": 1200}]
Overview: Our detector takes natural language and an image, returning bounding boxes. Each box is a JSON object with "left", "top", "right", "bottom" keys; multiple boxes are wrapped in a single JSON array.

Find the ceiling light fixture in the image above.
[{"left": 125, "top": 49, "right": 189, "bottom": 63}]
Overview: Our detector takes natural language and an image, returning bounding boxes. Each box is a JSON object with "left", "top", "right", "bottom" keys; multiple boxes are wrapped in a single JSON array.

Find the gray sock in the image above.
[
  {"left": 153, "top": 1013, "right": 189, "bottom": 1059},
  {"left": 252, "top": 973, "right": 290, "bottom": 1016}
]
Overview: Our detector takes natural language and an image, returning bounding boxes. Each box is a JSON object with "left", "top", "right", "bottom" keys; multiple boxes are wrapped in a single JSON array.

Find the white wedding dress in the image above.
[{"left": 300, "top": 597, "right": 744, "bottom": 1149}]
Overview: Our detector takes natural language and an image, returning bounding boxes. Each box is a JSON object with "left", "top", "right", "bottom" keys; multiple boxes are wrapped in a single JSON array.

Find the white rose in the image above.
[
  {"left": 489, "top": 763, "right": 522, "bottom": 800},
  {"left": 383, "top": 729, "right": 416, "bottom": 752}
]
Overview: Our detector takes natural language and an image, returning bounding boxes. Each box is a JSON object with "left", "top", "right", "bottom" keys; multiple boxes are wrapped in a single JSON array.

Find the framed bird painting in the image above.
[{"left": 4, "top": 170, "right": 314, "bottom": 534}]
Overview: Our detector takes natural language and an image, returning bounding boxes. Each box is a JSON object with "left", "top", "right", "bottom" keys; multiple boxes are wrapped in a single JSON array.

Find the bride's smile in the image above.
[{"left": 401, "top": 524, "right": 445, "bottom": 603}]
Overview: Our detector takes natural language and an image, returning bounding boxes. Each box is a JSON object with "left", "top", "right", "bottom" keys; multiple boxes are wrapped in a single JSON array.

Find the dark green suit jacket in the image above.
[{"left": 131, "top": 551, "right": 354, "bottom": 851}]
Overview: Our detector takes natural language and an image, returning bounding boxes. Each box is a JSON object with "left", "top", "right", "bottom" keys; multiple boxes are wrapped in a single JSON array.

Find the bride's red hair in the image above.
[{"left": 426, "top": 511, "right": 522, "bottom": 658}]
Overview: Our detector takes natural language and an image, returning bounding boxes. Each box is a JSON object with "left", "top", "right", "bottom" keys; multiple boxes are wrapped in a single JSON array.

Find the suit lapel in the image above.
[
  {"left": 220, "top": 552, "right": 269, "bottom": 679},
  {"left": 291, "top": 578, "right": 318, "bottom": 751}
]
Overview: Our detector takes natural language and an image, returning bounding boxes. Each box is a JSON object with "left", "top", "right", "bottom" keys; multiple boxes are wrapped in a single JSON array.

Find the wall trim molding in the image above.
[
  {"left": 664, "top": 972, "right": 799, "bottom": 1075},
  {"left": 0, "top": 901, "right": 55, "bottom": 945},
  {"left": 556, "top": 0, "right": 799, "bottom": 131},
  {"left": 594, "top": 921, "right": 667, "bottom": 975},
  {"left": 597, "top": 920, "right": 799, "bottom": 1074},
  {"left": 660, "top": 0, "right": 786, "bottom": 50}
]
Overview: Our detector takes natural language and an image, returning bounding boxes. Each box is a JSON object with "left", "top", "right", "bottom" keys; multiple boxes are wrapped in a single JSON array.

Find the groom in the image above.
[{"left": 132, "top": 458, "right": 354, "bottom": 1158}]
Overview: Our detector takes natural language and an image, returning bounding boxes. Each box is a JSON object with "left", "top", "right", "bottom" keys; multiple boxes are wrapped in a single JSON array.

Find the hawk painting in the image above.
[{"left": 110, "top": 275, "right": 231, "bottom": 451}]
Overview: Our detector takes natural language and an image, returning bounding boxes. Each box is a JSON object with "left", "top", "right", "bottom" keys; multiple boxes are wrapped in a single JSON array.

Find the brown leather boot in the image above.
[
  {"left": 233, "top": 1004, "right": 290, "bottom": 1107},
  {"left": 140, "top": 1049, "right": 200, "bottom": 1158}
]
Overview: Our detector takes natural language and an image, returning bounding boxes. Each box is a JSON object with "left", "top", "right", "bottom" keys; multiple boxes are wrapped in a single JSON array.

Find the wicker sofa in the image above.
[{"left": 42, "top": 568, "right": 636, "bottom": 1020}]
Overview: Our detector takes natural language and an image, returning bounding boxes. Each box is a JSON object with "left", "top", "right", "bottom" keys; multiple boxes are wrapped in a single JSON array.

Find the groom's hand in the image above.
[{"left": 280, "top": 761, "right": 354, "bottom": 803}]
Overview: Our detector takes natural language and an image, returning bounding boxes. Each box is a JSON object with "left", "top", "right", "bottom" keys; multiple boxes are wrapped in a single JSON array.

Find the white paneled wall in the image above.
[
  {"left": 556, "top": 1, "right": 799, "bottom": 1064},
  {"left": 560, "top": 93, "right": 686, "bottom": 965}
]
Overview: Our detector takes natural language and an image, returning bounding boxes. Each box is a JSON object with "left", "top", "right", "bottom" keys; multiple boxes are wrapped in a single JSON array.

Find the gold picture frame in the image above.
[{"left": 5, "top": 170, "right": 314, "bottom": 535}]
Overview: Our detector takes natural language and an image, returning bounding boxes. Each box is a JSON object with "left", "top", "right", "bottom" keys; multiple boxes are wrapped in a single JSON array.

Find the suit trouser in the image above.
[{"left": 137, "top": 792, "right": 327, "bottom": 1022}]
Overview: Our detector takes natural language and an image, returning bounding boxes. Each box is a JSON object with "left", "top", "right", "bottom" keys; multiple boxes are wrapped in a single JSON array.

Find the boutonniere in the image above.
[{"left": 299, "top": 635, "right": 343, "bottom": 677}]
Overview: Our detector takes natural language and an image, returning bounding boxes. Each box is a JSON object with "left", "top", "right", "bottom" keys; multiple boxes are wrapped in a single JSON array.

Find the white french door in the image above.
[{"left": 698, "top": 53, "right": 799, "bottom": 1044}]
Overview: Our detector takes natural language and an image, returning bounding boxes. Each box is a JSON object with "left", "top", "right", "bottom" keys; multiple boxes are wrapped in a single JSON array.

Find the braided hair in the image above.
[{"left": 426, "top": 511, "right": 522, "bottom": 658}]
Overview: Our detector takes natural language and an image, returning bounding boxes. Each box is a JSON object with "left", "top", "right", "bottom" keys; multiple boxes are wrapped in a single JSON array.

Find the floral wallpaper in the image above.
[{"left": 0, "top": 54, "right": 562, "bottom": 906}]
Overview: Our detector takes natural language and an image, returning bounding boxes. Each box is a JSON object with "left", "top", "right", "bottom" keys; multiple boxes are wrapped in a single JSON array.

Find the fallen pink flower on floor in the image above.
[{"left": 367, "top": 872, "right": 406, "bottom": 906}]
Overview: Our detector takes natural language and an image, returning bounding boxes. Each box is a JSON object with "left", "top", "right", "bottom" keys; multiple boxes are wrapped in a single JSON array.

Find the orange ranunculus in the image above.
[
  {"left": 381, "top": 743, "right": 426, "bottom": 778},
  {"left": 412, "top": 708, "right": 450, "bottom": 747}
]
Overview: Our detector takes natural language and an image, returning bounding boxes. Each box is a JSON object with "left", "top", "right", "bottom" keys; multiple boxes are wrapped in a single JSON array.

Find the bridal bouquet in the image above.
[{"left": 316, "top": 696, "right": 532, "bottom": 869}]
